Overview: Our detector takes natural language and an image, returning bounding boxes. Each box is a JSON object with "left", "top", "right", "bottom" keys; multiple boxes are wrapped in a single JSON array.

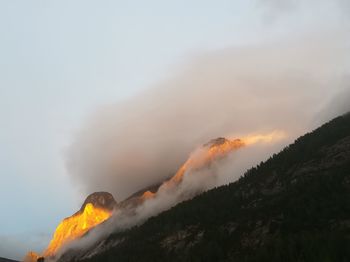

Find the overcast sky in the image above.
[{"left": 0, "top": 0, "right": 349, "bottom": 260}]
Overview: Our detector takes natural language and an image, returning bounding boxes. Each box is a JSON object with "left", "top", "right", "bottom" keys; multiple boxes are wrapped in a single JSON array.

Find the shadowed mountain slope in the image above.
[
  {"left": 60, "top": 113, "right": 350, "bottom": 262},
  {"left": 0, "top": 257, "right": 19, "bottom": 262}
]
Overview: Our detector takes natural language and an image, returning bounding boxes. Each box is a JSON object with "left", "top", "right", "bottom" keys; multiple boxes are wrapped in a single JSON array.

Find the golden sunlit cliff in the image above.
[
  {"left": 43, "top": 202, "right": 111, "bottom": 257},
  {"left": 24, "top": 192, "right": 116, "bottom": 261}
]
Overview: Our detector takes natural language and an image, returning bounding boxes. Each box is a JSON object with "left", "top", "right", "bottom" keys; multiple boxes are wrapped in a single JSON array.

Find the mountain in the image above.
[
  {"left": 29, "top": 133, "right": 283, "bottom": 261},
  {"left": 57, "top": 113, "right": 350, "bottom": 262},
  {"left": 79, "top": 192, "right": 116, "bottom": 212},
  {"left": 44, "top": 192, "right": 116, "bottom": 257},
  {"left": 0, "top": 257, "right": 19, "bottom": 262},
  {"left": 25, "top": 192, "right": 117, "bottom": 261}
]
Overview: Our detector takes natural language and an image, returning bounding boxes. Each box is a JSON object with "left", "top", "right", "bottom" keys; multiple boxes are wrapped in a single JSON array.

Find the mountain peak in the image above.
[
  {"left": 79, "top": 191, "right": 116, "bottom": 212},
  {"left": 204, "top": 137, "right": 244, "bottom": 148}
]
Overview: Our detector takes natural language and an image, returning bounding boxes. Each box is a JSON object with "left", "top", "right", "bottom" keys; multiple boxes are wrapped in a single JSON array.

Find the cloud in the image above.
[
  {"left": 314, "top": 86, "right": 350, "bottom": 125},
  {"left": 56, "top": 133, "right": 288, "bottom": 260},
  {"left": 52, "top": 2, "right": 350, "bottom": 258},
  {"left": 65, "top": 32, "right": 350, "bottom": 202},
  {"left": 256, "top": 0, "right": 350, "bottom": 24},
  {"left": 60, "top": 38, "right": 350, "bottom": 254}
]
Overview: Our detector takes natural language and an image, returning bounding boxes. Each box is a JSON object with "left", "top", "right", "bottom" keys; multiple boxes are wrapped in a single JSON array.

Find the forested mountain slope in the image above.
[{"left": 61, "top": 113, "right": 350, "bottom": 262}]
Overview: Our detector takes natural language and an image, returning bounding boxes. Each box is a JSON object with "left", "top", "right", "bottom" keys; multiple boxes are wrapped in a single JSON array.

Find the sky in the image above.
[{"left": 0, "top": 0, "right": 349, "bottom": 260}]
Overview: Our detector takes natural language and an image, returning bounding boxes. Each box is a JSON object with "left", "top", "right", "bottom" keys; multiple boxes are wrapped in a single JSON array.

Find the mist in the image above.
[
  {"left": 56, "top": 133, "right": 289, "bottom": 260},
  {"left": 56, "top": 29, "right": 350, "bottom": 258},
  {"left": 66, "top": 32, "right": 350, "bottom": 202},
  {"left": 58, "top": 2, "right": 350, "bottom": 257}
]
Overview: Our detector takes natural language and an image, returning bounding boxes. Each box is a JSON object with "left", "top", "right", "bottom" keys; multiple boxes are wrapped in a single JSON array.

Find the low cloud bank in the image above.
[
  {"left": 57, "top": 133, "right": 288, "bottom": 259},
  {"left": 66, "top": 33, "right": 350, "bottom": 201}
]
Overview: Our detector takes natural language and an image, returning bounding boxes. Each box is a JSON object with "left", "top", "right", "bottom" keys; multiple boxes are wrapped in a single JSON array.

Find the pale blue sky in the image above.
[{"left": 0, "top": 0, "right": 347, "bottom": 259}]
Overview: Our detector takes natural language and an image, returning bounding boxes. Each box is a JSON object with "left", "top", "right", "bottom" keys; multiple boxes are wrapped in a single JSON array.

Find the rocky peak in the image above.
[
  {"left": 204, "top": 137, "right": 243, "bottom": 148},
  {"left": 80, "top": 192, "right": 117, "bottom": 212}
]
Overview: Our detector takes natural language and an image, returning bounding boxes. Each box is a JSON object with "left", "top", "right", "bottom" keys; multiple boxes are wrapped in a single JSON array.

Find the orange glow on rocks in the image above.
[
  {"left": 141, "top": 190, "right": 156, "bottom": 200},
  {"left": 165, "top": 138, "right": 246, "bottom": 186},
  {"left": 161, "top": 132, "right": 286, "bottom": 190},
  {"left": 43, "top": 203, "right": 111, "bottom": 257}
]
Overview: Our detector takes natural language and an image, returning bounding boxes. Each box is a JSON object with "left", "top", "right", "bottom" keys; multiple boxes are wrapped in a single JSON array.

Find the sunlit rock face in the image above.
[
  {"left": 23, "top": 192, "right": 117, "bottom": 261},
  {"left": 169, "top": 137, "right": 245, "bottom": 185},
  {"left": 43, "top": 192, "right": 116, "bottom": 258},
  {"left": 79, "top": 192, "right": 116, "bottom": 212}
]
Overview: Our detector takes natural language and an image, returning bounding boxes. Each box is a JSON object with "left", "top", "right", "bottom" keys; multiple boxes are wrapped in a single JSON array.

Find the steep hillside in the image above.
[
  {"left": 60, "top": 113, "right": 350, "bottom": 262},
  {"left": 0, "top": 257, "right": 19, "bottom": 262},
  {"left": 25, "top": 192, "right": 117, "bottom": 261}
]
